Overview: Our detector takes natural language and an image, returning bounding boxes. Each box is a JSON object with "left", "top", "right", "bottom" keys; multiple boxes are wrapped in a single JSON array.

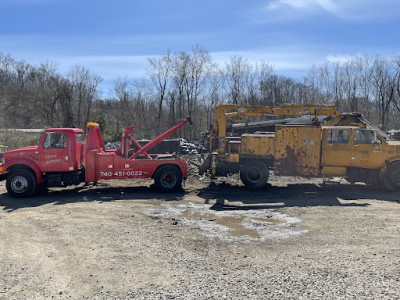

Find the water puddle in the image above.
[
  {"left": 147, "top": 203, "right": 307, "bottom": 242},
  {"left": 179, "top": 210, "right": 287, "bottom": 238},
  {"left": 180, "top": 210, "right": 263, "bottom": 238},
  {"left": 215, "top": 216, "right": 259, "bottom": 238}
]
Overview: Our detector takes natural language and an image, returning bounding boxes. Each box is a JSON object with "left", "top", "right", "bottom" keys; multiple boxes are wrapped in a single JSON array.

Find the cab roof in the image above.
[{"left": 44, "top": 128, "right": 84, "bottom": 133}]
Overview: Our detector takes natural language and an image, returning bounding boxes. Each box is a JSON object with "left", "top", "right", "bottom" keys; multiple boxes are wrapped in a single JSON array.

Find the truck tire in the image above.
[
  {"left": 154, "top": 166, "right": 182, "bottom": 192},
  {"left": 6, "top": 169, "right": 37, "bottom": 198},
  {"left": 383, "top": 161, "right": 400, "bottom": 192},
  {"left": 240, "top": 161, "right": 269, "bottom": 190}
]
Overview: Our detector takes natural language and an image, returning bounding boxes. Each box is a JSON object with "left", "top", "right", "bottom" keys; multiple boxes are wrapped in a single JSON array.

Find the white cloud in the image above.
[
  {"left": 257, "top": 0, "right": 322, "bottom": 22},
  {"left": 263, "top": 0, "right": 400, "bottom": 20},
  {"left": 266, "top": 0, "right": 319, "bottom": 10},
  {"left": 316, "top": 0, "right": 340, "bottom": 14},
  {"left": 326, "top": 54, "right": 356, "bottom": 63},
  {"left": 319, "top": 0, "right": 400, "bottom": 20},
  {"left": 211, "top": 47, "right": 325, "bottom": 72}
]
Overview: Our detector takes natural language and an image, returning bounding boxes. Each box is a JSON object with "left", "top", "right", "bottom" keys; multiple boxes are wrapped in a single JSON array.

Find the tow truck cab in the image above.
[
  {"left": 0, "top": 128, "right": 85, "bottom": 193},
  {"left": 38, "top": 128, "right": 85, "bottom": 173}
]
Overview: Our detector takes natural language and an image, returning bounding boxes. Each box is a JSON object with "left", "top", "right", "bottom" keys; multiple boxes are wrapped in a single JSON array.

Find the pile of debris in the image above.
[
  {"left": 105, "top": 141, "right": 121, "bottom": 149},
  {"left": 105, "top": 139, "right": 206, "bottom": 155},
  {"left": 387, "top": 129, "right": 400, "bottom": 141},
  {"left": 179, "top": 138, "right": 206, "bottom": 155}
]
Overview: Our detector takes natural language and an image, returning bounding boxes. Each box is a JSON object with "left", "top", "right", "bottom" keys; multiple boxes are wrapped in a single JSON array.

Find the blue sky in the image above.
[{"left": 1, "top": 0, "right": 400, "bottom": 95}]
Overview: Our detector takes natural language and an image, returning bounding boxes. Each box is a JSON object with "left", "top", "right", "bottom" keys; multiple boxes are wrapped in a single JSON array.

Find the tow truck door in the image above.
[{"left": 37, "top": 131, "right": 73, "bottom": 172}]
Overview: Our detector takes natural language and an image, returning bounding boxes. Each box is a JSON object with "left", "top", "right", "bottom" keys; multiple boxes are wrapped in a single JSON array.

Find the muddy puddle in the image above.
[
  {"left": 180, "top": 209, "right": 285, "bottom": 238},
  {"left": 216, "top": 216, "right": 259, "bottom": 238},
  {"left": 147, "top": 203, "right": 307, "bottom": 242}
]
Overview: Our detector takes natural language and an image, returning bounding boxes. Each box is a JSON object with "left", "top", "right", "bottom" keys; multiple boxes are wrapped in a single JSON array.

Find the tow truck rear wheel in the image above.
[
  {"left": 240, "top": 161, "right": 269, "bottom": 190},
  {"left": 6, "top": 169, "right": 37, "bottom": 198},
  {"left": 154, "top": 166, "right": 182, "bottom": 192},
  {"left": 383, "top": 161, "right": 400, "bottom": 192}
]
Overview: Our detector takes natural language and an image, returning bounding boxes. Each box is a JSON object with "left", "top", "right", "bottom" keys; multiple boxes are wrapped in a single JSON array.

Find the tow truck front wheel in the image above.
[
  {"left": 154, "top": 166, "right": 182, "bottom": 192},
  {"left": 6, "top": 169, "right": 37, "bottom": 198}
]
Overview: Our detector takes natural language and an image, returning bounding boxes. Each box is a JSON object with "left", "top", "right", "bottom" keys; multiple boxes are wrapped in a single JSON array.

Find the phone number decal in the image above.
[{"left": 100, "top": 170, "right": 143, "bottom": 177}]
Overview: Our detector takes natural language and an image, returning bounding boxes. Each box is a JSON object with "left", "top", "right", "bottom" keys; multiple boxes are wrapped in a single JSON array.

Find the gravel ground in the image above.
[{"left": 0, "top": 176, "right": 399, "bottom": 299}]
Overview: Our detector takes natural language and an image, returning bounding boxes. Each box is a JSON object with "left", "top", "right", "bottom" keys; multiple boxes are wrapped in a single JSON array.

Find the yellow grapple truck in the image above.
[{"left": 200, "top": 104, "right": 400, "bottom": 191}]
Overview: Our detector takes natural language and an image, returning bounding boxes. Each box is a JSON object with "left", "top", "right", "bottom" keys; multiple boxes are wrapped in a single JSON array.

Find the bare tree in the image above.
[
  {"left": 55, "top": 77, "right": 75, "bottom": 128},
  {"left": 327, "top": 62, "right": 345, "bottom": 109},
  {"left": 304, "top": 65, "right": 322, "bottom": 104},
  {"left": 171, "top": 51, "right": 190, "bottom": 122},
  {"left": 223, "top": 55, "right": 253, "bottom": 104},
  {"left": 147, "top": 51, "right": 172, "bottom": 128},
  {"left": 342, "top": 60, "right": 361, "bottom": 111},
  {"left": 114, "top": 77, "right": 135, "bottom": 127},
  {"left": 170, "top": 46, "right": 213, "bottom": 138},
  {"left": 357, "top": 56, "right": 373, "bottom": 118},
  {"left": 371, "top": 57, "right": 396, "bottom": 129},
  {"left": 3, "top": 60, "right": 32, "bottom": 129},
  {"left": 68, "top": 65, "right": 102, "bottom": 129},
  {"left": 395, "top": 56, "right": 400, "bottom": 107},
  {"left": 257, "top": 62, "right": 275, "bottom": 105},
  {"left": 205, "top": 70, "right": 223, "bottom": 128},
  {"left": 0, "top": 53, "right": 15, "bottom": 128},
  {"left": 183, "top": 46, "right": 213, "bottom": 122},
  {"left": 30, "top": 62, "right": 61, "bottom": 127}
]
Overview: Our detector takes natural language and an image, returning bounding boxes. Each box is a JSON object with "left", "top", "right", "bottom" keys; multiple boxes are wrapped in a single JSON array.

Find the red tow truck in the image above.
[{"left": 0, "top": 118, "right": 191, "bottom": 197}]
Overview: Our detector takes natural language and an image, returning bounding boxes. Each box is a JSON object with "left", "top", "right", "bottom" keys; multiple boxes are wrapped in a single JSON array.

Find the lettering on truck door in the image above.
[{"left": 38, "top": 132, "right": 72, "bottom": 172}]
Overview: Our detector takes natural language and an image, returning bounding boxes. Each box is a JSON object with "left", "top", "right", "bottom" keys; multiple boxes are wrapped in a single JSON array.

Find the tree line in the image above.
[{"left": 1, "top": 47, "right": 400, "bottom": 143}]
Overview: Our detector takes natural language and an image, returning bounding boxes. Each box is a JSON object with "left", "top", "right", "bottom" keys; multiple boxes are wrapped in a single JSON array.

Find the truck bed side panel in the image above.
[
  {"left": 274, "top": 125, "right": 321, "bottom": 177},
  {"left": 239, "top": 133, "right": 275, "bottom": 161}
]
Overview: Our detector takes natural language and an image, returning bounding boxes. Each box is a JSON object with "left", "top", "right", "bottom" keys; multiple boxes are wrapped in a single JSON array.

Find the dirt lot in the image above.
[{"left": 0, "top": 174, "right": 400, "bottom": 299}]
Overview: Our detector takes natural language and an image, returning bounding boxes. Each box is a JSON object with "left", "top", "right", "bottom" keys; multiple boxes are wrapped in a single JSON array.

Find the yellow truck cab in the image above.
[{"left": 321, "top": 125, "right": 400, "bottom": 190}]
